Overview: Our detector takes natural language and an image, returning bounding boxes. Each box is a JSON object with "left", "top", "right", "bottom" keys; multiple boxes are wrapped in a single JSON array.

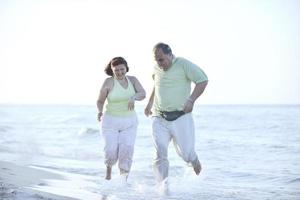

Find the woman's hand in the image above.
[{"left": 128, "top": 96, "right": 135, "bottom": 110}]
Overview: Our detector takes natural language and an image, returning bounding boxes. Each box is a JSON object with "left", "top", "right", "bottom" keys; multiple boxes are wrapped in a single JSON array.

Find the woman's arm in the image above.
[
  {"left": 96, "top": 79, "right": 111, "bottom": 121},
  {"left": 129, "top": 76, "right": 146, "bottom": 101},
  {"left": 127, "top": 76, "right": 146, "bottom": 110}
]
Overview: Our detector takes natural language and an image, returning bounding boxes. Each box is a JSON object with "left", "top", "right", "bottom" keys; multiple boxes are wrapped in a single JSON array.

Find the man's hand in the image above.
[
  {"left": 97, "top": 112, "right": 103, "bottom": 122},
  {"left": 183, "top": 98, "right": 194, "bottom": 113},
  {"left": 144, "top": 105, "right": 152, "bottom": 117}
]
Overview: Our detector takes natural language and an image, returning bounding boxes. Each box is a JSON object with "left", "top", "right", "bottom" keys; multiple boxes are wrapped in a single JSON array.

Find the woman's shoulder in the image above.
[
  {"left": 104, "top": 76, "right": 113, "bottom": 81},
  {"left": 103, "top": 77, "right": 114, "bottom": 87},
  {"left": 127, "top": 75, "right": 138, "bottom": 82}
]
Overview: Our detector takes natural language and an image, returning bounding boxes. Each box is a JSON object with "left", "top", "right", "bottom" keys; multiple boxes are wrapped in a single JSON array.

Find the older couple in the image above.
[{"left": 96, "top": 43, "right": 208, "bottom": 184}]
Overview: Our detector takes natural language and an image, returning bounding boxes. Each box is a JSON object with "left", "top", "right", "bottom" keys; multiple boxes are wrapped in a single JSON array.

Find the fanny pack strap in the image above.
[{"left": 159, "top": 110, "right": 185, "bottom": 121}]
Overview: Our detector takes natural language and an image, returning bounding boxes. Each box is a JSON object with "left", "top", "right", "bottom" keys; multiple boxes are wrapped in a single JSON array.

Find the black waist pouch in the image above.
[{"left": 160, "top": 111, "right": 185, "bottom": 121}]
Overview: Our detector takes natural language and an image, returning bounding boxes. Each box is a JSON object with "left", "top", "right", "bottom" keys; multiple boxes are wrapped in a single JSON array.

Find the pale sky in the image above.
[{"left": 0, "top": 0, "right": 299, "bottom": 105}]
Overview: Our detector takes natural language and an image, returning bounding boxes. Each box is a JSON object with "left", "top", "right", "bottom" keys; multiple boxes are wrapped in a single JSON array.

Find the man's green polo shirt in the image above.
[{"left": 152, "top": 57, "right": 208, "bottom": 116}]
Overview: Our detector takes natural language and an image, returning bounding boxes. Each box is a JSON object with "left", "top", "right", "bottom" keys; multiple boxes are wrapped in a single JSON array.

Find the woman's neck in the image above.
[{"left": 115, "top": 75, "right": 126, "bottom": 80}]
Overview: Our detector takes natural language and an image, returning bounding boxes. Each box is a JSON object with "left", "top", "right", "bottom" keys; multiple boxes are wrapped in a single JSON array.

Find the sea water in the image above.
[{"left": 0, "top": 104, "right": 299, "bottom": 200}]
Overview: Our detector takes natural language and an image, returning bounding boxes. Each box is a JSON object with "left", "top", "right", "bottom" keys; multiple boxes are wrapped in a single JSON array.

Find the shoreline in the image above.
[{"left": 0, "top": 161, "right": 79, "bottom": 200}]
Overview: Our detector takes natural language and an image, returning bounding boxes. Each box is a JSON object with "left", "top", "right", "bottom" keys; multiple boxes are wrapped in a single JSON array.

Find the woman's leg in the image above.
[
  {"left": 105, "top": 166, "right": 112, "bottom": 180},
  {"left": 118, "top": 115, "right": 138, "bottom": 177},
  {"left": 101, "top": 114, "right": 119, "bottom": 180}
]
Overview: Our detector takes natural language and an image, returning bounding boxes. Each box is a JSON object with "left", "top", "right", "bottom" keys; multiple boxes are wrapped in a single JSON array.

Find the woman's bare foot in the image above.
[
  {"left": 120, "top": 169, "right": 129, "bottom": 182},
  {"left": 105, "top": 166, "right": 112, "bottom": 180}
]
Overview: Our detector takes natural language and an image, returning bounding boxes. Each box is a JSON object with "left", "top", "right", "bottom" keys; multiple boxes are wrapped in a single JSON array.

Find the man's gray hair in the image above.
[{"left": 153, "top": 42, "right": 172, "bottom": 54}]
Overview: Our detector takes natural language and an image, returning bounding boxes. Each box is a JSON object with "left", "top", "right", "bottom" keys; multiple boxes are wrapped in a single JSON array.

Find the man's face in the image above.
[{"left": 154, "top": 48, "right": 173, "bottom": 71}]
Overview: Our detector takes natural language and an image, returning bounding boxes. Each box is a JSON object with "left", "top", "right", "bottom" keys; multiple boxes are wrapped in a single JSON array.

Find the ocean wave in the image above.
[
  {"left": 77, "top": 127, "right": 99, "bottom": 137},
  {"left": 0, "top": 126, "right": 12, "bottom": 133},
  {"left": 287, "top": 177, "right": 300, "bottom": 184}
]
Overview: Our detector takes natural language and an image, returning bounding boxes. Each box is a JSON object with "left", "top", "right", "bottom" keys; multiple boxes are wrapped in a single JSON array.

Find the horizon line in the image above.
[{"left": 0, "top": 103, "right": 299, "bottom": 107}]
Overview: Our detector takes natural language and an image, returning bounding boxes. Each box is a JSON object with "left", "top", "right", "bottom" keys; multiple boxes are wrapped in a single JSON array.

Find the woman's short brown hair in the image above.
[{"left": 104, "top": 57, "right": 129, "bottom": 76}]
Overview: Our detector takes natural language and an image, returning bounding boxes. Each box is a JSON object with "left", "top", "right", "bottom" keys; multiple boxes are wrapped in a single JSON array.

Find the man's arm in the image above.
[
  {"left": 144, "top": 87, "right": 155, "bottom": 117},
  {"left": 183, "top": 80, "right": 208, "bottom": 113}
]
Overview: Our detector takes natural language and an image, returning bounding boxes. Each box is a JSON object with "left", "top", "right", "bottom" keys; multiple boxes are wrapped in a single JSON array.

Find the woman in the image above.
[{"left": 97, "top": 57, "right": 146, "bottom": 181}]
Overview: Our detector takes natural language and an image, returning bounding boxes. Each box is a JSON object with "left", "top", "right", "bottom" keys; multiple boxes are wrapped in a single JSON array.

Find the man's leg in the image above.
[
  {"left": 191, "top": 157, "right": 201, "bottom": 175},
  {"left": 171, "top": 113, "right": 202, "bottom": 175},
  {"left": 152, "top": 117, "right": 171, "bottom": 182}
]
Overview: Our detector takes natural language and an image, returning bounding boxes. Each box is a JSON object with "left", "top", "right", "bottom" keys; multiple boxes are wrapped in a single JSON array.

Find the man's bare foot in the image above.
[
  {"left": 192, "top": 158, "right": 202, "bottom": 175},
  {"left": 105, "top": 166, "right": 112, "bottom": 180},
  {"left": 158, "top": 178, "right": 169, "bottom": 195}
]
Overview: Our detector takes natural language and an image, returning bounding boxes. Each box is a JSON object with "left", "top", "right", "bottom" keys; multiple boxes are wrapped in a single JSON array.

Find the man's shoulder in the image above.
[
  {"left": 174, "top": 57, "right": 191, "bottom": 65},
  {"left": 175, "top": 56, "right": 188, "bottom": 61}
]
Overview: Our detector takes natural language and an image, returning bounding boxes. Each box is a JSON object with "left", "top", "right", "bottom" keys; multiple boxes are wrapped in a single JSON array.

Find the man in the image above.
[{"left": 144, "top": 42, "right": 208, "bottom": 185}]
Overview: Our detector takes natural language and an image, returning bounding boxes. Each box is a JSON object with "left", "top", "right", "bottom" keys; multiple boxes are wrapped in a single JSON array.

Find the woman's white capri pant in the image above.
[{"left": 101, "top": 114, "right": 138, "bottom": 173}]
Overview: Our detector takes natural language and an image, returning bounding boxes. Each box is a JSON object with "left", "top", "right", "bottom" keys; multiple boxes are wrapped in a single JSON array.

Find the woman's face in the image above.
[{"left": 111, "top": 64, "right": 127, "bottom": 79}]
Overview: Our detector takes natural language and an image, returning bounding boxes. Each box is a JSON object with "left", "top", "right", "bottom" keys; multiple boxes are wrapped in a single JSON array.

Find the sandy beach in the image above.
[
  {"left": 0, "top": 161, "right": 79, "bottom": 200},
  {"left": 0, "top": 160, "right": 153, "bottom": 200}
]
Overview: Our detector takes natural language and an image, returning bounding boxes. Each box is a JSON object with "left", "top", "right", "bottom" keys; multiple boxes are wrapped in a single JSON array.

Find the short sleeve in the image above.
[{"left": 182, "top": 58, "right": 208, "bottom": 83}]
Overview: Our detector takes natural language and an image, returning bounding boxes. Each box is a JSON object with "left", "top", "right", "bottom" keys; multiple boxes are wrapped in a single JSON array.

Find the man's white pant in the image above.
[
  {"left": 101, "top": 114, "right": 138, "bottom": 173},
  {"left": 152, "top": 113, "right": 198, "bottom": 182}
]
